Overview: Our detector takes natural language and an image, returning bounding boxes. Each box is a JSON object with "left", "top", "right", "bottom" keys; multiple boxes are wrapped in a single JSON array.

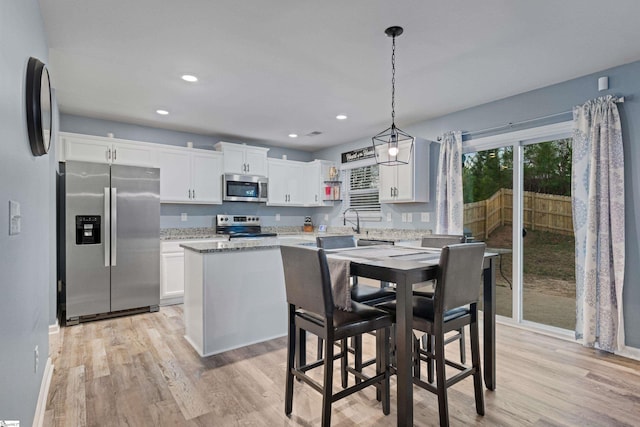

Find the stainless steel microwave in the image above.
[{"left": 222, "top": 174, "right": 268, "bottom": 202}]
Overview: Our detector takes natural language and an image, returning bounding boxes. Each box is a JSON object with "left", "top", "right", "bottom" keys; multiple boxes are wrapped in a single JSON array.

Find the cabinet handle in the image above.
[
  {"left": 247, "top": 163, "right": 250, "bottom": 172},
  {"left": 192, "top": 189, "right": 196, "bottom": 199},
  {"left": 107, "top": 148, "right": 111, "bottom": 161},
  {"left": 113, "top": 148, "right": 117, "bottom": 161},
  {"left": 188, "top": 189, "right": 192, "bottom": 199},
  {"left": 315, "top": 194, "right": 318, "bottom": 202}
]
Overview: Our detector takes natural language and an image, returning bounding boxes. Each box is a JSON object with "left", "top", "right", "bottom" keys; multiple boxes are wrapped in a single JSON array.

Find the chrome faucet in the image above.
[{"left": 343, "top": 208, "right": 361, "bottom": 234}]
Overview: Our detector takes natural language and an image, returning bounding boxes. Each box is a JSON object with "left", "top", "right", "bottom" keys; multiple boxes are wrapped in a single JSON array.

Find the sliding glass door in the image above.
[{"left": 462, "top": 123, "right": 575, "bottom": 332}]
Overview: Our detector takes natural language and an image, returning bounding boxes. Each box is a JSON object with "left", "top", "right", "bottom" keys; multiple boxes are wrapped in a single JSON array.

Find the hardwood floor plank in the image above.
[{"left": 45, "top": 306, "right": 640, "bottom": 427}]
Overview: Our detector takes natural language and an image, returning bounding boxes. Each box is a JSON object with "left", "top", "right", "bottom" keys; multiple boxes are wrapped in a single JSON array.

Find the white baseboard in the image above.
[
  {"left": 32, "top": 357, "right": 54, "bottom": 427},
  {"left": 617, "top": 345, "right": 640, "bottom": 361},
  {"left": 49, "top": 321, "right": 60, "bottom": 335}
]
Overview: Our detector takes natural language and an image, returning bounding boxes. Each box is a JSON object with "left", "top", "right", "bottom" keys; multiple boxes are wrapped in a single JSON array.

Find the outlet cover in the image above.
[
  {"left": 386, "top": 212, "right": 392, "bottom": 222},
  {"left": 407, "top": 213, "right": 413, "bottom": 222},
  {"left": 324, "top": 214, "right": 329, "bottom": 221},
  {"left": 276, "top": 213, "right": 281, "bottom": 221},
  {"left": 180, "top": 213, "right": 188, "bottom": 222},
  {"left": 421, "top": 212, "right": 430, "bottom": 222},
  {"left": 401, "top": 213, "right": 407, "bottom": 222},
  {"left": 9, "top": 200, "right": 21, "bottom": 235}
]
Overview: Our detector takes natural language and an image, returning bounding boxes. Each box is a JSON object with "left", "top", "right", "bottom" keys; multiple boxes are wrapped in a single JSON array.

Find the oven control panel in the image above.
[{"left": 216, "top": 214, "right": 261, "bottom": 227}]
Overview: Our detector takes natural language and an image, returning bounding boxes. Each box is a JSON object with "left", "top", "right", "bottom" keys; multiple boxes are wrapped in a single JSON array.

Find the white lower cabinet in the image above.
[{"left": 160, "top": 238, "right": 226, "bottom": 305}]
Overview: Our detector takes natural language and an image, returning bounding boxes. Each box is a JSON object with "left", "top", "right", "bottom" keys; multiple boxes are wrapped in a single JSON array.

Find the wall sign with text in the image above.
[{"left": 341, "top": 146, "right": 375, "bottom": 163}]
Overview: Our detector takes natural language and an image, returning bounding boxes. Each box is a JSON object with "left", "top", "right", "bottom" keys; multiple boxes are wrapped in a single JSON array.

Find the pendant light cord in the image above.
[{"left": 391, "top": 34, "right": 396, "bottom": 126}]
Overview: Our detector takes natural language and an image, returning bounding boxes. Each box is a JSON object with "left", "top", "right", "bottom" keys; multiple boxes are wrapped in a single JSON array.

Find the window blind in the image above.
[{"left": 345, "top": 165, "right": 381, "bottom": 219}]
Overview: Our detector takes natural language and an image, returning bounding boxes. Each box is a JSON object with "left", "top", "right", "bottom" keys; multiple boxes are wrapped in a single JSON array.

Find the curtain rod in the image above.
[{"left": 436, "top": 96, "right": 625, "bottom": 141}]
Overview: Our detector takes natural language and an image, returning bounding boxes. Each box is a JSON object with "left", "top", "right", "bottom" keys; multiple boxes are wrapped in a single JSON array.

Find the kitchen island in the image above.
[{"left": 181, "top": 239, "right": 306, "bottom": 357}]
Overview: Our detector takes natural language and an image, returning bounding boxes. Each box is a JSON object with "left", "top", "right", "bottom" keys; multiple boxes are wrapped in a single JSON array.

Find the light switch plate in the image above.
[
  {"left": 421, "top": 212, "right": 430, "bottom": 222},
  {"left": 407, "top": 213, "right": 413, "bottom": 223},
  {"left": 9, "top": 200, "right": 21, "bottom": 235},
  {"left": 401, "top": 213, "right": 407, "bottom": 223},
  {"left": 275, "top": 213, "right": 281, "bottom": 221}
]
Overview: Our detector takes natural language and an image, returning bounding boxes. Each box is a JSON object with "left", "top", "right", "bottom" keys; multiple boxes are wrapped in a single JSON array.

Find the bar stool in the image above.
[
  {"left": 280, "top": 245, "right": 392, "bottom": 427},
  {"left": 377, "top": 243, "right": 486, "bottom": 427}
]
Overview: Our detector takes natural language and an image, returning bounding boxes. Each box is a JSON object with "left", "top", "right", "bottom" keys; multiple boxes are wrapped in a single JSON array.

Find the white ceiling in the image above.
[{"left": 39, "top": 0, "right": 640, "bottom": 152}]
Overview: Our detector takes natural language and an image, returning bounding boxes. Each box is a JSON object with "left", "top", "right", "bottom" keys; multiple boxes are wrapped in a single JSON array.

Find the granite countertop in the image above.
[
  {"left": 181, "top": 239, "right": 282, "bottom": 253},
  {"left": 162, "top": 226, "right": 432, "bottom": 243}
]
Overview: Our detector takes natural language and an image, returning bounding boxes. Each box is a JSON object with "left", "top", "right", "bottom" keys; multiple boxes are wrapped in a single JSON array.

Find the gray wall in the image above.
[
  {"left": 0, "top": 1, "right": 52, "bottom": 424},
  {"left": 313, "top": 59, "right": 640, "bottom": 349}
]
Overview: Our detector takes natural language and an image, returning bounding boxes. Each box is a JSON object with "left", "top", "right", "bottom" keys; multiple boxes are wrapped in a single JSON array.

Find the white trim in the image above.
[
  {"left": 617, "top": 345, "right": 640, "bottom": 362},
  {"left": 462, "top": 121, "right": 573, "bottom": 153},
  {"left": 32, "top": 357, "right": 54, "bottom": 427},
  {"left": 48, "top": 321, "right": 60, "bottom": 335},
  {"left": 512, "top": 145, "right": 524, "bottom": 322}
]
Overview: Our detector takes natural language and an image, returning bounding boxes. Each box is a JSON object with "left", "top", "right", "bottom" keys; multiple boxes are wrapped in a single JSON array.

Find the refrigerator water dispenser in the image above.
[{"left": 75, "top": 215, "right": 101, "bottom": 245}]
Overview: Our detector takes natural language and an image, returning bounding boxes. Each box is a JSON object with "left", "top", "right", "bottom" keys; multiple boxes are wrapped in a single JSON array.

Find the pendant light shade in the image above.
[{"left": 372, "top": 26, "right": 414, "bottom": 166}]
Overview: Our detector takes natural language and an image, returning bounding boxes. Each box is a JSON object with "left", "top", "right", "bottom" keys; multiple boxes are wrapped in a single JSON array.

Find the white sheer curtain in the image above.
[
  {"left": 435, "top": 131, "right": 463, "bottom": 235},
  {"left": 572, "top": 95, "right": 625, "bottom": 352}
]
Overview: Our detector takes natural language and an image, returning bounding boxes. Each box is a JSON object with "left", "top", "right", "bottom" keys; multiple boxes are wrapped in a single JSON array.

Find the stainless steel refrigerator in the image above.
[{"left": 59, "top": 161, "right": 160, "bottom": 325}]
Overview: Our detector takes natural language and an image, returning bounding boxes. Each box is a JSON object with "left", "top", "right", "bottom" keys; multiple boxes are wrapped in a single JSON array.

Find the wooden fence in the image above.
[{"left": 464, "top": 188, "right": 573, "bottom": 239}]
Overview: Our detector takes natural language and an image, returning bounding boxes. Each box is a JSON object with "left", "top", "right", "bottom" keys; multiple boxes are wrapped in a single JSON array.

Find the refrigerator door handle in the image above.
[
  {"left": 104, "top": 187, "right": 110, "bottom": 267},
  {"left": 111, "top": 187, "right": 117, "bottom": 266}
]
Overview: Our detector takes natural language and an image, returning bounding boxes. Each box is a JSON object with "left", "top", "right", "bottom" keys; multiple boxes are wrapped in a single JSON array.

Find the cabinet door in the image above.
[
  {"left": 111, "top": 141, "right": 156, "bottom": 167},
  {"left": 221, "top": 145, "right": 246, "bottom": 174},
  {"left": 191, "top": 152, "right": 222, "bottom": 204},
  {"left": 377, "top": 146, "right": 397, "bottom": 202},
  {"left": 267, "top": 160, "right": 289, "bottom": 205},
  {"left": 305, "top": 162, "right": 322, "bottom": 206},
  {"left": 64, "top": 136, "right": 111, "bottom": 163},
  {"left": 394, "top": 143, "right": 415, "bottom": 201},
  {"left": 160, "top": 251, "right": 185, "bottom": 300},
  {"left": 158, "top": 149, "right": 192, "bottom": 202},
  {"left": 288, "top": 162, "right": 306, "bottom": 205},
  {"left": 244, "top": 147, "right": 268, "bottom": 176}
]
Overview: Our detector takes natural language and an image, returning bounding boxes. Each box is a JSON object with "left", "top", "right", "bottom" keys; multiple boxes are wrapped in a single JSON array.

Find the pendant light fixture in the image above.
[{"left": 372, "top": 26, "right": 414, "bottom": 166}]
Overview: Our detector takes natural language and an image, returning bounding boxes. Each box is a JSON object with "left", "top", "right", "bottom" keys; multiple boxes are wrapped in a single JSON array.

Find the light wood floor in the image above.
[{"left": 45, "top": 305, "right": 640, "bottom": 426}]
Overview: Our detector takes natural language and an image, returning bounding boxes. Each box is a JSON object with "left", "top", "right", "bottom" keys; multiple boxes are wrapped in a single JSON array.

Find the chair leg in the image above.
[
  {"left": 285, "top": 308, "right": 296, "bottom": 416},
  {"left": 341, "top": 338, "right": 348, "bottom": 388},
  {"left": 317, "top": 337, "right": 324, "bottom": 361},
  {"left": 413, "top": 336, "right": 421, "bottom": 379},
  {"left": 459, "top": 327, "right": 466, "bottom": 365},
  {"left": 427, "top": 334, "right": 434, "bottom": 384},
  {"left": 434, "top": 331, "right": 450, "bottom": 427},
  {"left": 296, "top": 328, "right": 307, "bottom": 371},
  {"left": 376, "top": 327, "right": 391, "bottom": 415},
  {"left": 470, "top": 310, "right": 485, "bottom": 416},
  {"left": 322, "top": 335, "right": 334, "bottom": 427},
  {"left": 354, "top": 334, "right": 363, "bottom": 385}
]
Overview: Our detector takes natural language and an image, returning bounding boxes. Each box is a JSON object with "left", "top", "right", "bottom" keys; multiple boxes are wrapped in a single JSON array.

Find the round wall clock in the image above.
[{"left": 26, "top": 56, "right": 52, "bottom": 156}]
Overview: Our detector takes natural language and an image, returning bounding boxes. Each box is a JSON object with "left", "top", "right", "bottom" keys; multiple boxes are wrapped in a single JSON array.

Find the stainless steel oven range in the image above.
[{"left": 215, "top": 214, "right": 277, "bottom": 239}]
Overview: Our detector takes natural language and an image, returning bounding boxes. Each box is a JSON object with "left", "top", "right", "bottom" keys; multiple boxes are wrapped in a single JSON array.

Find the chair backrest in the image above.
[
  {"left": 316, "top": 235, "right": 357, "bottom": 250},
  {"left": 421, "top": 234, "right": 464, "bottom": 248},
  {"left": 434, "top": 242, "right": 486, "bottom": 313},
  {"left": 280, "top": 245, "right": 334, "bottom": 317}
]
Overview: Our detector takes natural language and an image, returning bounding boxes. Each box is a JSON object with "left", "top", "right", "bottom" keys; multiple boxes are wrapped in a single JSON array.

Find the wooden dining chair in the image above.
[
  {"left": 378, "top": 242, "right": 486, "bottom": 427},
  {"left": 280, "top": 245, "right": 392, "bottom": 427}
]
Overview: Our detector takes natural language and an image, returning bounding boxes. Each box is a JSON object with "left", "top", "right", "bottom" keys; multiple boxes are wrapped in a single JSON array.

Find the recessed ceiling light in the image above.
[
  {"left": 288, "top": 133, "right": 298, "bottom": 138},
  {"left": 181, "top": 75, "right": 198, "bottom": 82},
  {"left": 156, "top": 109, "right": 169, "bottom": 115},
  {"left": 336, "top": 114, "right": 348, "bottom": 120}
]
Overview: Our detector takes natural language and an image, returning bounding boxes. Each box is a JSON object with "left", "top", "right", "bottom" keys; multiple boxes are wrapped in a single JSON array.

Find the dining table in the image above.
[{"left": 325, "top": 244, "right": 497, "bottom": 427}]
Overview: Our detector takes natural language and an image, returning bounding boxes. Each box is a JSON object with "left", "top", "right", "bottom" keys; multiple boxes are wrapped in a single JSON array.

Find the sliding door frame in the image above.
[{"left": 463, "top": 121, "right": 573, "bottom": 330}]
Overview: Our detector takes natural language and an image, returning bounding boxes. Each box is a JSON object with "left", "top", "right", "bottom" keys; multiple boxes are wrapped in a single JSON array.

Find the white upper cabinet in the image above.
[
  {"left": 305, "top": 160, "right": 340, "bottom": 206},
  {"left": 157, "top": 147, "right": 223, "bottom": 204},
  {"left": 214, "top": 141, "right": 269, "bottom": 176},
  {"left": 267, "top": 158, "right": 306, "bottom": 206},
  {"left": 377, "top": 138, "right": 430, "bottom": 203},
  {"left": 60, "top": 132, "right": 157, "bottom": 166}
]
